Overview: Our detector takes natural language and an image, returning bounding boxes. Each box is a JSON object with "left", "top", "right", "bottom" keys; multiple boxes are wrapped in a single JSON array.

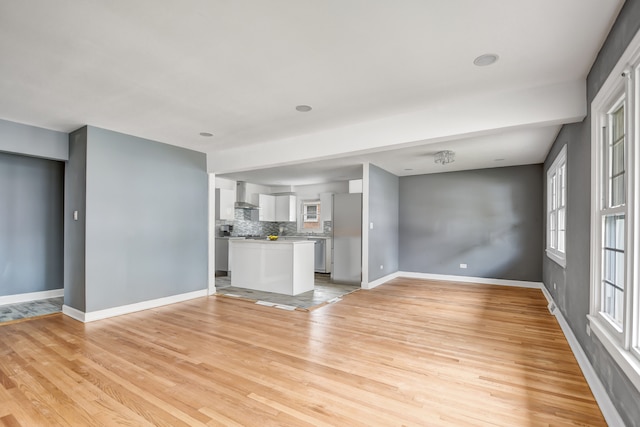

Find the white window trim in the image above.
[
  {"left": 302, "top": 202, "right": 320, "bottom": 222},
  {"left": 546, "top": 145, "right": 567, "bottom": 268},
  {"left": 589, "top": 28, "right": 640, "bottom": 393}
]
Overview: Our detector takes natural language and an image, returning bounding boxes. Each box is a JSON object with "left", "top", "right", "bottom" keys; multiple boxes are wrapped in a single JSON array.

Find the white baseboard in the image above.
[
  {"left": 0, "top": 288, "right": 64, "bottom": 306},
  {"left": 364, "top": 272, "right": 402, "bottom": 289},
  {"left": 62, "top": 304, "right": 86, "bottom": 322},
  {"left": 396, "top": 271, "right": 544, "bottom": 289},
  {"left": 62, "top": 289, "right": 208, "bottom": 323},
  {"left": 539, "top": 287, "right": 624, "bottom": 427}
]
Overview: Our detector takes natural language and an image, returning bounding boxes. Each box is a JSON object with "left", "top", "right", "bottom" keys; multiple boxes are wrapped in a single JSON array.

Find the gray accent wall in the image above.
[
  {"left": 64, "top": 126, "right": 208, "bottom": 313},
  {"left": 0, "top": 118, "right": 68, "bottom": 161},
  {"left": 399, "top": 165, "right": 542, "bottom": 282},
  {"left": 543, "top": 1, "right": 640, "bottom": 425},
  {"left": 368, "top": 164, "right": 399, "bottom": 282},
  {"left": 0, "top": 151, "right": 64, "bottom": 296}
]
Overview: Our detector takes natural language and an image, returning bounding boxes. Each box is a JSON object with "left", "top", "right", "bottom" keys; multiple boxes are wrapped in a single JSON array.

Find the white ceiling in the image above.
[{"left": 0, "top": 1, "right": 623, "bottom": 185}]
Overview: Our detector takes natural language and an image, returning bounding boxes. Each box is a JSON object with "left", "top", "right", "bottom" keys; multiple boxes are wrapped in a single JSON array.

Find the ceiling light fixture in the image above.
[
  {"left": 295, "top": 105, "right": 312, "bottom": 112},
  {"left": 199, "top": 132, "right": 213, "bottom": 137},
  {"left": 473, "top": 53, "right": 499, "bottom": 67},
  {"left": 434, "top": 150, "right": 455, "bottom": 165}
]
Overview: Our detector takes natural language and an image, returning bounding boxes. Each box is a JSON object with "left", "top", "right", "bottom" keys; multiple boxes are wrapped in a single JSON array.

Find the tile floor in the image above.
[
  {"left": 0, "top": 297, "right": 64, "bottom": 324},
  {"left": 215, "top": 273, "right": 360, "bottom": 310}
]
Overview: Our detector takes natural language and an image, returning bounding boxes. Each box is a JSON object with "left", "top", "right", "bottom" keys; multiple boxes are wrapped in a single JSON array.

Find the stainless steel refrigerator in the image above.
[{"left": 331, "top": 193, "right": 362, "bottom": 284}]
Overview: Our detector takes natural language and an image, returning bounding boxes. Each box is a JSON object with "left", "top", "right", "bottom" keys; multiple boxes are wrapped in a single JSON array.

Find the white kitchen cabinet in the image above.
[
  {"left": 320, "top": 192, "right": 333, "bottom": 222},
  {"left": 275, "top": 195, "right": 297, "bottom": 222},
  {"left": 215, "top": 188, "right": 235, "bottom": 220},
  {"left": 255, "top": 194, "right": 276, "bottom": 221}
]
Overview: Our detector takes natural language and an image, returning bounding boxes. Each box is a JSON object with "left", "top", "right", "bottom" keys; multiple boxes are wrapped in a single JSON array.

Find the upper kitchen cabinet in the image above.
[
  {"left": 275, "top": 195, "right": 296, "bottom": 222},
  {"left": 320, "top": 192, "right": 333, "bottom": 222},
  {"left": 215, "top": 188, "right": 235, "bottom": 220},
  {"left": 255, "top": 194, "right": 276, "bottom": 221}
]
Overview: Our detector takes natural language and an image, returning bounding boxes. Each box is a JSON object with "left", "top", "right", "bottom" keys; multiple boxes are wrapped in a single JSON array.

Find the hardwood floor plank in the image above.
[{"left": 0, "top": 278, "right": 606, "bottom": 426}]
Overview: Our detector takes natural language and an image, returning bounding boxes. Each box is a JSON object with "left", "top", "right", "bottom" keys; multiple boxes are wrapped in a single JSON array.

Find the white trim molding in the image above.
[
  {"left": 589, "top": 24, "right": 640, "bottom": 398},
  {"left": 0, "top": 288, "right": 63, "bottom": 306},
  {"left": 62, "top": 304, "right": 86, "bottom": 322},
  {"left": 546, "top": 144, "right": 568, "bottom": 268},
  {"left": 365, "top": 272, "right": 402, "bottom": 290},
  {"left": 62, "top": 289, "right": 208, "bottom": 323}
]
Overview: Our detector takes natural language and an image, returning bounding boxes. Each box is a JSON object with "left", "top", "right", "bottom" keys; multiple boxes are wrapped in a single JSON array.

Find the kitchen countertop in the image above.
[
  {"left": 230, "top": 239, "right": 314, "bottom": 245},
  {"left": 223, "top": 235, "right": 332, "bottom": 240},
  {"left": 280, "top": 235, "right": 331, "bottom": 239}
]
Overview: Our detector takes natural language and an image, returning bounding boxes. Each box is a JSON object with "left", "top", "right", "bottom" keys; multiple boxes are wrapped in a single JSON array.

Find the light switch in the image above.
[
  {"left": 369, "top": 222, "right": 374, "bottom": 229},
  {"left": 73, "top": 210, "right": 78, "bottom": 221}
]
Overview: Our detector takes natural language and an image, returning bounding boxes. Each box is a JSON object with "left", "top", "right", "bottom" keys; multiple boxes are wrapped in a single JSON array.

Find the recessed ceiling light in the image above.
[
  {"left": 199, "top": 132, "right": 213, "bottom": 137},
  {"left": 295, "top": 105, "right": 312, "bottom": 112},
  {"left": 404, "top": 168, "right": 413, "bottom": 171},
  {"left": 473, "top": 53, "right": 499, "bottom": 67},
  {"left": 494, "top": 158, "right": 505, "bottom": 162}
]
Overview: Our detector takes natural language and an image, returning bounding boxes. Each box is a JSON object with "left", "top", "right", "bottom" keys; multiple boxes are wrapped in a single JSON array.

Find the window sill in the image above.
[
  {"left": 587, "top": 315, "right": 640, "bottom": 393},
  {"left": 545, "top": 249, "right": 566, "bottom": 268}
]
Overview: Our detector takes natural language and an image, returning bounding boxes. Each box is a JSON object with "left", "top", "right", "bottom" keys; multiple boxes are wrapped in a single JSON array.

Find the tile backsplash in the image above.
[{"left": 216, "top": 209, "right": 331, "bottom": 237}]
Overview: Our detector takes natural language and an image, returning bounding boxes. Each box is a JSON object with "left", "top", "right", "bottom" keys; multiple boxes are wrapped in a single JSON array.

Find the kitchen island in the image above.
[{"left": 229, "top": 239, "right": 315, "bottom": 295}]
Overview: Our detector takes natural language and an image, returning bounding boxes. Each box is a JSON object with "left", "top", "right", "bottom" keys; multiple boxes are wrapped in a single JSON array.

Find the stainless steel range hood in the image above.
[{"left": 235, "top": 181, "right": 259, "bottom": 209}]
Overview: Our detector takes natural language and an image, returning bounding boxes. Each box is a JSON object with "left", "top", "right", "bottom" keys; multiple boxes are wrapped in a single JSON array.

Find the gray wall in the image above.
[
  {"left": 0, "top": 118, "right": 68, "bottom": 161},
  {"left": 399, "top": 165, "right": 542, "bottom": 282},
  {"left": 64, "top": 128, "right": 88, "bottom": 311},
  {"left": 81, "top": 126, "right": 208, "bottom": 312},
  {"left": 368, "top": 164, "right": 399, "bottom": 282},
  {"left": 0, "top": 151, "right": 64, "bottom": 296},
  {"left": 543, "top": 1, "right": 640, "bottom": 425}
]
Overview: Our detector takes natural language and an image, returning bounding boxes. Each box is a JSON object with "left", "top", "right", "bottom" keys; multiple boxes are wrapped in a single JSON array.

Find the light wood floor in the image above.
[{"left": 0, "top": 278, "right": 605, "bottom": 426}]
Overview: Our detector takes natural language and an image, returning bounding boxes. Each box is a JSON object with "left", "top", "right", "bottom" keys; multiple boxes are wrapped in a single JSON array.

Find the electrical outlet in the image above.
[
  {"left": 586, "top": 324, "right": 591, "bottom": 336},
  {"left": 380, "top": 264, "right": 383, "bottom": 270},
  {"left": 553, "top": 282, "right": 557, "bottom": 290},
  {"left": 460, "top": 263, "right": 467, "bottom": 269}
]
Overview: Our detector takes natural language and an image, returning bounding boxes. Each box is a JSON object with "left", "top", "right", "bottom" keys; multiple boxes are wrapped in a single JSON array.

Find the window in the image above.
[
  {"left": 546, "top": 145, "right": 567, "bottom": 267},
  {"left": 302, "top": 200, "right": 321, "bottom": 231},
  {"left": 303, "top": 202, "right": 319, "bottom": 222},
  {"left": 589, "top": 29, "right": 640, "bottom": 392}
]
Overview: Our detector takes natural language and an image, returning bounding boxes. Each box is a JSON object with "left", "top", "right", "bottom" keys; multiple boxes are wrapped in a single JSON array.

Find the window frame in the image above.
[
  {"left": 302, "top": 201, "right": 320, "bottom": 223},
  {"left": 588, "top": 29, "right": 640, "bottom": 393},
  {"left": 546, "top": 145, "right": 567, "bottom": 267}
]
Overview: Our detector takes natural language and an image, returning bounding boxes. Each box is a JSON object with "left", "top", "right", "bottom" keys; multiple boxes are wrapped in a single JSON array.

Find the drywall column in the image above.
[
  {"left": 367, "top": 163, "right": 400, "bottom": 285},
  {"left": 64, "top": 128, "right": 88, "bottom": 312},
  {"left": 208, "top": 172, "right": 216, "bottom": 295}
]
